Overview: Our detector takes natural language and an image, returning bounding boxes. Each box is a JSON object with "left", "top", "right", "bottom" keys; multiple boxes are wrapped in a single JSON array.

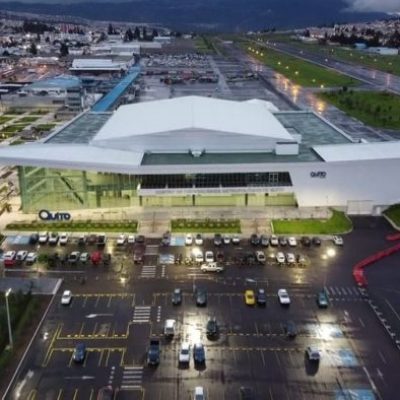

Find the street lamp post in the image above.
[{"left": 5, "top": 288, "right": 13, "bottom": 349}]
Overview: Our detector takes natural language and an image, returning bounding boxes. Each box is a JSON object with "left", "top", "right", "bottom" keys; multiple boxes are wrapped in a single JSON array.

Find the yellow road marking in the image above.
[
  {"left": 92, "top": 322, "right": 98, "bottom": 337},
  {"left": 107, "top": 296, "right": 112, "bottom": 308},
  {"left": 72, "top": 388, "right": 78, "bottom": 400},
  {"left": 42, "top": 324, "right": 61, "bottom": 367},
  {"left": 105, "top": 349, "right": 111, "bottom": 366},
  {"left": 89, "top": 388, "right": 94, "bottom": 400},
  {"left": 27, "top": 389, "right": 37, "bottom": 400},
  {"left": 98, "top": 349, "right": 104, "bottom": 367}
]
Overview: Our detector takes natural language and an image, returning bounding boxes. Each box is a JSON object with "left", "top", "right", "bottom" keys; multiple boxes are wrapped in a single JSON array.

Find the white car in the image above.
[
  {"left": 4, "top": 250, "right": 16, "bottom": 261},
  {"left": 195, "top": 234, "right": 203, "bottom": 246},
  {"left": 61, "top": 290, "right": 72, "bottom": 305},
  {"left": 333, "top": 235, "right": 344, "bottom": 246},
  {"left": 306, "top": 346, "right": 321, "bottom": 361},
  {"left": 194, "top": 386, "right": 206, "bottom": 400},
  {"left": 256, "top": 250, "right": 266, "bottom": 263},
  {"left": 38, "top": 231, "right": 49, "bottom": 244},
  {"left": 270, "top": 235, "right": 279, "bottom": 246},
  {"left": 205, "top": 251, "right": 214, "bottom": 263},
  {"left": 223, "top": 235, "right": 231, "bottom": 245},
  {"left": 179, "top": 342, "right": 191, "bottom": 364},
  {"left": 26, "top": 252, "right": 37, "bottom": 264},
  {"left": 276, "top": 252, "right": 285, "bottom": 264},
  {"left": 286, "top": 253, "right": 296, "bottom": 264},
  {"left": 48, "top": 233, "right": 59, "bottom": 245},
  {"left": 185, "top": 234, "right": 193, "bottom": 246},
  {"left": 288, "top": 237, "right": 297, "bottom": 247},
  {"left": 193, "top": 250, "right": 204, "bottom": 263},
  {"left": 232, "top": 234, "right": 240, "bottom": 245},
  {"left": 116, "top": 234, "right": 127, "bottom": 246},
  {"left": 200, "top": 262, "right": 224, "bottom": 273},
  {"left": 59, "top": 232, "right": 69, "bottom": 245},
  {"left": 80, "top": 252, "right": 89, "bottom": 263},
  {"left": 127, "top": 235, "right": 135, "bottom": 244},
  {"left": 16, "top": 250, "right": 28, "bottom": 261},
  {"left": 278, "top": 289, "right": 291, "bottom": 305}
]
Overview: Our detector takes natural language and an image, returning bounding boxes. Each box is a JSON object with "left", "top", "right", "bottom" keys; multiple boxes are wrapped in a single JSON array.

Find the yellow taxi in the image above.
[{"left": 244, "top": 290, "right": 256, "bottom": 306}]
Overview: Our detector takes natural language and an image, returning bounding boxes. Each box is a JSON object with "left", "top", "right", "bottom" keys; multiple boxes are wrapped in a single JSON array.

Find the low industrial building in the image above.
[{"left": 0, "top": 95, "right": 397, "bottom": 214}]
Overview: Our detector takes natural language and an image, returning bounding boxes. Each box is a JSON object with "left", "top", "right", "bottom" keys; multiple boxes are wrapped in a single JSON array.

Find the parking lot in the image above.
[{"left": 3, "top": 217, "right": 400, "bottom": 400}]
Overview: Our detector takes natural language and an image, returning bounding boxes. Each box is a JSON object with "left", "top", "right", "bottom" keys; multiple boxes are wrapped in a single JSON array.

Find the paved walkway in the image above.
[{"left": 0, "top": 196, "right": 332, "bottom": 236}]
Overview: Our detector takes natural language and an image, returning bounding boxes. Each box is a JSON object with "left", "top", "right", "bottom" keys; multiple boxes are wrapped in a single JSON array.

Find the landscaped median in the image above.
[
  {"left": 6, "top": 219, "right": 138, "bottom": 233},
  {"left": 272, "top": 209, "right": 352, "bottom": 235},
  {"left": 383, "top": 204, "right": 400, "bottom": 228},
  {"left": 171, "top": 218, "right": 241, "bottom": 233}
]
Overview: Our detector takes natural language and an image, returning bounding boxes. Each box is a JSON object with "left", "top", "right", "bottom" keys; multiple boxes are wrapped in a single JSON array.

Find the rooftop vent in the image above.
[{"left": 190, "top": 149, "right": 204, "bottom": 158}]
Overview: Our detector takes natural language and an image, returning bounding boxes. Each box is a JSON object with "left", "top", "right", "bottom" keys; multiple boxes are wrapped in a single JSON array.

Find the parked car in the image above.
[
  {"left": 161, "top": 231, "right": 170, "bottom": 246},
  {"left": 29, "top": 233, "right": 39, "bottom": 245},
  {"left": 26, "top": 252, "right": 37, "bottom": 264},
  {"left": 205, "top": 251, "right": 214, "bottom": 263},
  {"left": 136, "top": 235, "right": 145, "bottom": 244},
  {"left": 306, "top": 346, "right": 321, "bottom": 362},
  {"left": 333, "top": 235, "right": 344, "bottom": 246},
  {"left": 38, "top": 231, "right": 49, "bottom": 244},
  {"left": 214, "top": 233, "right": 222, "bottom": 246},
  {"left": 255, "top": 250, "right": 266, "bottom": 264},
  {"left": 193, "top": 250, "right": 204, "bottom": 263},
  {"left": 185, "top": 234, "right": 193, "bottom": 246},
  {"left": 127, "top": 235, "right": 135, "bottom": 244},
  {"left": 133, "top": 245, "right": 145, "bottom": 264},
  {"left": 80, "top": 252, "right": 89, "bottom": 263},
  {"left": 223, "top": 235, "right": 231, "bottom": 245},
  {"left": 301, "top": 236, "right": 311, "bottom": 247},
  {"left": 68, "top": 251, "right": 80, "bottom": 264},
  {"left": 97, "top": 234, "right": 107, "bottom": 247},
  {"left": 195, "top": 234, "right": 203, "bottom": 246},
  {"left": 288, "top": 237, "right": 297, "bottom": 247},
  {"left": 242, "top": 252, "right": 256, "bottom": 265},
  {"left": 244, "top": 290, "right": 256, "bottom": 306},
  {"left": 216, "top": 251, "right": 224, "bottom": 262},
  {"left": 87, "top": 234, "right": 97, "bottom": 245},
  {"left": 232, "top": 234, "right": 240, "bottom": 245},
  {"left": 279, "top": 236, "right": 287, "bottom": 246},
  {"left": 276, "top": 252, "right": 285, "bottom": 264},
  {"left": 78, "top": 235, "right": 87, "bottom": 246},
  {"left": 260, "top": 235, "right": 269, "bottom": 247},
  {"left": 48, "top": 232, "right": 59, "bottom": 245},
  {"left": 172, "top": 288, "right": 183, "bottom": 305},
  {"left": 3, "top": 250, "right": 16, "bottom": 266},
  {"left": 297, "top": 254, "right": 307, "bottom": 265},
  {"left": 284, "top": 320, "right": 297, "bottom": 338},
  {"left": 250, "top": 234, "right": 259, "bottom": 246},
  {"left": 206, "top": 318, "right": 218, "bottom": 338},
  {"left": 116, "top": 234, "right": 127, "bottom": 246},
  {"left": 61, "top": 290, "right": 72, "bottom": 305},
  {"left": 59, "top": 232, "right": 69, "bottom": 245},
  {"left": 16, "top": 250, "right": 28, "bottom": 261},
  {"left": 257, "top": 288, "right": 266, "bottom": 306},
  {"left": 312, "top": 236, "right": 321, "bottom": 246},
  {"left": 286, "top": 253, "right": 296, "bottom": 264},
  {"left": 194, "top": 386, "right": 206, "bottom": 400},
  {"left": 193, "top": 342, "right": 206, "bottom": 364},
  {"left": 179, "top": 342, "right": 191, "bottom": 364},
  {"left": 278, "top": 289, "right": 291, "bottom": 305},
  {"left": 73, "top": 343, "right": 86, "bottom": 363},
  {"left": 270, "top": 235, "right": 279, "bottom": 246},
  {"left": 91, "top": 251, "right": 102, "bottom": 265}
]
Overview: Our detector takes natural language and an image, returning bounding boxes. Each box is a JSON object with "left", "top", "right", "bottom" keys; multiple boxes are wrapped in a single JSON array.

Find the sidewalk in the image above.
[{"left": 0, "top": 199, "right": 332, "bottom": 237}]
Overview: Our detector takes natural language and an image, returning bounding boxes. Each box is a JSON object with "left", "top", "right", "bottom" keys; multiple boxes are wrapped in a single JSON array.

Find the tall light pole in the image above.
[{"left": 5, "top": 288, "right": 13, "bottom": 349}]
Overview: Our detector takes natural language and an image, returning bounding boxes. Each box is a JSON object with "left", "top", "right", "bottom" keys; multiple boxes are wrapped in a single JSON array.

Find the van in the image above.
[{"left": 164, "top": 319, "right": 176, "bottom": 337}]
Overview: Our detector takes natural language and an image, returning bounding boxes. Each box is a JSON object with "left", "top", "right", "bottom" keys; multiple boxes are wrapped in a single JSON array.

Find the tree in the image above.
[
  {"left": 142, "top": 26, "right": 147, "bottom": 41},
  {"left": 29, "top": 42, "right": 37, "bottom": 55},
  {"left": 152, "top": 28, "right": 159, "bottom": 38},
  {"left": 124, "top": 28, "right": 134, "bottom": 42},
  {"left": 60, "top": 42, "right": 69, "bottom": 57},
  {"left": 108, "top": 23, "right": 114, "bottom": 35}
]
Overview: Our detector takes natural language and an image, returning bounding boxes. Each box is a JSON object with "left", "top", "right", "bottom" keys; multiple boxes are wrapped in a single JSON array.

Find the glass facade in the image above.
[{"left": 19, "top": 166, "right": 294, "bottom": 211}]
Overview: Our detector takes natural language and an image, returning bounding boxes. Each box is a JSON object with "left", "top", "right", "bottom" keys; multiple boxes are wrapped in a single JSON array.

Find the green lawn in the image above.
[
  {"left": 194, "top": 36, "right": 216, "bottom": 54},
  {"left": 272, "top": 210, "right": 352, "bottom": 234},
  {"left": 6, "top": 219, "right": 138, "bottom": 233},
  {"left": 244, "top": 44, "right": 358, "bottom": 87},
  {"left": 319, "top": 90, "right": 400, "bottom": 130},
  {"left": 171, "top": 218, "right": 241, "bottom": 233},
  {"left": 383, "top": 204, "right": 400, "bottom": 227},
  {"left": 17, "top": 116, "right": 40, "bottom": 124},
  {"left": 0, "top": 116, "right": 14, "bottom": 125},
  {"left": 34, "top": 123, "right": 57, "bottom": 132}
]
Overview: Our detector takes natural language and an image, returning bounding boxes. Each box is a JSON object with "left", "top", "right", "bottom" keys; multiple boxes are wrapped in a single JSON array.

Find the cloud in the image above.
[{"left": 345, "top": 0, "right": 400, "bottom": 13}]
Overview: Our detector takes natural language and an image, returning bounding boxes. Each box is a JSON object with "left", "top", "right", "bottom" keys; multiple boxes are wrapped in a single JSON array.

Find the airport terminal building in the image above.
[{"left": 0, "top": 95, "right": 398, "bottom": 214}]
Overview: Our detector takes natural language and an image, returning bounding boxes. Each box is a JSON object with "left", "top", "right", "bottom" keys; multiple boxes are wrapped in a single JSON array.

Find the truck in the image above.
[{"left": 147, "top": 339, "right": 160, "bottom": 366}]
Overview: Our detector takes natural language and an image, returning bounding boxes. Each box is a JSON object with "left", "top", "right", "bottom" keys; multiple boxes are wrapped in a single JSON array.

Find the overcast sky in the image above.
[{"left": 0, "top": 0, "right": 398, "bottom": 14}]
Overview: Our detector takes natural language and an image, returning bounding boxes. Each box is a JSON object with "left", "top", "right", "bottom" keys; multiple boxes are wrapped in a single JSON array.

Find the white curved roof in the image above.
[{"left": 92, "top": 95, "right": 293, "bottom": 142}]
